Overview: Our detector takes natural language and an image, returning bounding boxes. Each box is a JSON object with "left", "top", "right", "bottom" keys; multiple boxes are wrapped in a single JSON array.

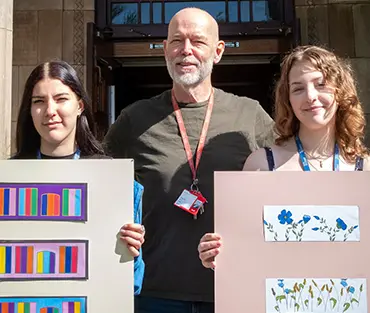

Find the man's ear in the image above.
[{"left": 214, "top": 40, "right": 225, "bottom": 64}]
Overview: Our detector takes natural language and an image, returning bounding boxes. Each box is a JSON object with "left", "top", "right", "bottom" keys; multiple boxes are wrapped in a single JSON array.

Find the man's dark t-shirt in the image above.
[{"left": 104, "top": 88, "right": 275, "bottom": 302}]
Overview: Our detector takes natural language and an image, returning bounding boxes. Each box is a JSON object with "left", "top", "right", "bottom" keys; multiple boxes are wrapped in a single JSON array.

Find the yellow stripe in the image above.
[
  {"left": 18, "top": 302, "right": 25, "bottom": 313},
  {"left": 37, "top": 252, "right": 43, "bottom": 273},
  {"left": 0, "top": 247, "right": 5, "bottom": 274},
  {"left": 75, "top": 301, "right": 81, "bottom": 313}
]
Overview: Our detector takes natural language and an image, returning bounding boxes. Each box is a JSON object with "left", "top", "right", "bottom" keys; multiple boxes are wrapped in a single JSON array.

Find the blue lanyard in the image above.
[
  {"left": 37, "top": 149, "right": 81, "bottom": 160},
  {"left": 295, "top": 135, "right": 339, "bottom": 171}
]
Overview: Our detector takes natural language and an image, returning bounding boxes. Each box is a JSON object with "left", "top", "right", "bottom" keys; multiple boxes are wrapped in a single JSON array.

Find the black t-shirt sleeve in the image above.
[
  {"left": 254, "top": 103, "right": 276, "bottom": 149},
  {"left": 103, "top": 109, "right": 131, "bottom": 158}
]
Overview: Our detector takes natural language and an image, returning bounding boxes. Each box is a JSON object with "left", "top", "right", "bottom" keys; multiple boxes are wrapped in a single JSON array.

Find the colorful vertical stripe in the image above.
[
  {"left": 0, "top": 302, "right": 15, "bottom": 313},
  {"left": 40, "top": 307, "right": 59, "bottom": 313},
  {"left": 59, "top": 246, "right": 78, "bottom": 274},
  {"left": 0, "top": 188, "right": 16, "bottom": 216},
  {"left": 0, "top": 246, "right": 12, "bottom": 274},
  {"left": 15, "top": 302, "right": 37, "bottom": 313},
  {"left": 37, "top": 251, "right": 56, "bottom": 274},
  {"left": 62, "top": 301, "right": 81, "bottom": 313},
  {"left": 15, "top": 246, "right": 34, "bottom": 274},
  {"left": 62, "top": 189, "right": 81, "bottom": 217},
  {"left": 41, "top": 194, "right": 60, "bottom": 216},
  {"left": 18, "top": 188, "right": 38, "bottom": 216}
]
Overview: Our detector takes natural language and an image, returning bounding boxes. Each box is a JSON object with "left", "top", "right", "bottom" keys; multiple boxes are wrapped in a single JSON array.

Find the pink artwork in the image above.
[{"left": 214, "top": 171, "right": 370, "bottom": 313}]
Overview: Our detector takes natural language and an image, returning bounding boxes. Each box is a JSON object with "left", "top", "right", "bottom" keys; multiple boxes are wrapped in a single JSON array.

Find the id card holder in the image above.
[{"left": 174, "top": 189, "right": 207, "bottom": 217}]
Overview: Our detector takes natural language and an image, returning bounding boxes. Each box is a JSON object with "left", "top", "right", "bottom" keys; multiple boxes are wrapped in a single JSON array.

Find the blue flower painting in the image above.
[
  {"left": 278, "top": 210, "right": 293, "bottom": 225},
  {"left": 263, "top": 205, "right": 360, "bottom": 242},
  {"left": 267, "top": 278, "right": 366, "bottom": 313}
]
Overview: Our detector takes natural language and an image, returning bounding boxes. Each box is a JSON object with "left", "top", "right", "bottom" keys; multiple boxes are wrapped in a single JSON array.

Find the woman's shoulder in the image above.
[{"left": 243, "top": 146, "right": 275, "bottom": 171}]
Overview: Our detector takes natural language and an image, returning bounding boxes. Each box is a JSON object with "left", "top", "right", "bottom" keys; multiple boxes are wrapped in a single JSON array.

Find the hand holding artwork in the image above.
[
  {"left": 120, "top": 223, "right": 145, "bottom": 257},
  {"left": 198, "top": 233, "right": 222, "bottom": 269}
]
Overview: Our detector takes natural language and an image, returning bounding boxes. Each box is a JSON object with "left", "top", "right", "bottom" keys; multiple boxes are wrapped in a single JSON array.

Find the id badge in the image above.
[{"left": 174, "top": 189, "right": 207, "bottom": 216}]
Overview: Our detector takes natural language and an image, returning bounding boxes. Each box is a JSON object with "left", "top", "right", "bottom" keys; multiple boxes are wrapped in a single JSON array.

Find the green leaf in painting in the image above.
[
  {"left": 303, "top": 279, "right": 307, "bottom": 285},
  {"left": 341, "top": 288, "right": 344, "bottom": 296},
  {"left": 299, "top": 283, "right": 304, "bottom": 289},
  {"left": 304, "top": 300, "right": 309, "bottom": 307},
  {"left": 317, "top": 297, "right": 323, "bottom": 306},
  {"left": 351, "top": 298, "right": 359, "bottom": 304},
  {"left": 343, "top": 303, "right": 351, "bottom": 312},
  {"left": 330, "top": 297, "right": 337, "bottom": 309},
  {"left": 274, "top": 305, "right": 280, "bottom": 312},
  {"left": 360, "top": 284, "right": 363, "bottom": 292},
  {"left": 295, "top": 303, "right": 300, "bottom": 311}
]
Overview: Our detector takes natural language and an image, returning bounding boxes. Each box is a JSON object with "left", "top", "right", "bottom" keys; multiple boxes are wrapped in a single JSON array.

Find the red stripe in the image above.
[
  {"left": 16, "top": 246, "right": 21, "bottom": 273},
  {"left": 26, "top": 188, "right": 31, "bottom": 216},
  {"left": 71, "top": 246, "right": 78, "bottom": 273}
]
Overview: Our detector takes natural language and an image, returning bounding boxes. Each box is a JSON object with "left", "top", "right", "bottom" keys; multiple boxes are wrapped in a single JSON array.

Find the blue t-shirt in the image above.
[{"left": 133, "top": 181, "right": 144, "bottom": 295}]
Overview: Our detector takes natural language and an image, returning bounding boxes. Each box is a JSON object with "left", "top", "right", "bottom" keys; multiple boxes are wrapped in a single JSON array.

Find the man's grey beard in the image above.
[{"left": 165, "top": 57, "right": 214, "bottom": 87}]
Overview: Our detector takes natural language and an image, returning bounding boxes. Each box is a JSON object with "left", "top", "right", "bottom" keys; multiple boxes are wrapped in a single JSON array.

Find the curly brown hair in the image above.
[{"left": 274, "top": 45, "right": 368, "bottom": 162}]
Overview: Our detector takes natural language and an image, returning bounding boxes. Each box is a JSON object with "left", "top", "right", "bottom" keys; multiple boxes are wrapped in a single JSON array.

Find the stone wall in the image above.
[
  {"left": 11, "top": 0, "right": 94, "bottom": 153},
  {"left": 295, "top": 0, "right": 370, "bottom": 146},
  {"left": 10, "top": 0, "right": 370, "bottom": 151}
]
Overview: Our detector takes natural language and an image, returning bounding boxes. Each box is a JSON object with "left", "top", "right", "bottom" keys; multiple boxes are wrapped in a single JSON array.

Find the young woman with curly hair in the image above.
[
  {"left": 243, "top": 45, "right": 370, "bottom": 172},
  {"left": 198, "top": 45, "right": 370, "bottom": 270}
]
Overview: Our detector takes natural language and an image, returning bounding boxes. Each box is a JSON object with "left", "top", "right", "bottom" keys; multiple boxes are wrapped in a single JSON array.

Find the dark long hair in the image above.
[{"left": 14, "top": 61, "right": 104, "bottom": 158}]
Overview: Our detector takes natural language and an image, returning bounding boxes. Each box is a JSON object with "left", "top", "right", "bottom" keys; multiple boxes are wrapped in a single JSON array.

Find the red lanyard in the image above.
[{"left": 171, "top": 89, "right": 214, "bottom": 185}]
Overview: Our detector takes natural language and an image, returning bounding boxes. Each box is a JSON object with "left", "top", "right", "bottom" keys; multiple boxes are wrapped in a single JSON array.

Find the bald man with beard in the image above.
[{"left": 104, "top": 7, "right": 275, "bottom": 313}]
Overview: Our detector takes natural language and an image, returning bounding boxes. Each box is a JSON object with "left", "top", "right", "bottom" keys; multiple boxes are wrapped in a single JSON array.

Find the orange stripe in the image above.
[
  {"left": 27, "top": 246, "right": 33, "bottom": 273},
  {"left": 59, "top": 246, "right": 65, "bottom": 273},
  {"left": 47, "top": 194, "right": 54, "bottom": 216},
  {"left": 3, "top": 302, "right": 9, "bottom": 313},
  {"left": 0, "top": 189, "right": 4, "bottom": 215}
]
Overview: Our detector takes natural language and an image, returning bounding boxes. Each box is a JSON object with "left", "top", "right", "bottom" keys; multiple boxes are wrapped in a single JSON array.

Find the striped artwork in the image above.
[
  {"left": 59, "top": 246, "right": 78, "bottom": 274},
  {"left": 0, "top": 302, "right": 37, "bottom": 313},
  {"left": 0, "top": 246, "right": 12, "bottom": 274},
  {"left": 41, "top": 194, "right": 60, "bottom": 216},
  {"left": 62, "top": 189, "right": 82, "bottom": 217},
  {"left": 15, "top": 246, "right": 33, "bottom": 274},
  {"left": 0, "top": 241, "right": 87, "bottom": 280},
  {"left": 0, "top": 298, "right": 86, "bottom": 313},
  {"left": 0, "top": 183, "right": 87, "bottom": 221},
  {"left": 37, "top": 251, "right": 56, "bottom": 274},
  {"left": 40, "top": 307, "right": 59, "bottom": 313},
  {"left": 62, "top": 301, "right": 81, "bottom": 313},
  {"left": 0, "top": 188, "right": 16, "bottom": 216},
  {"left": 18, "top": 188, "right": 38, "bottom": 217}
]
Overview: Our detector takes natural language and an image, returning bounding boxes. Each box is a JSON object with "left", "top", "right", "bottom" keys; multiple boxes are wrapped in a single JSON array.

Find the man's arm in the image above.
[
  {"left": 103, "top": 109, "right": 131, "bottom": 158},
  {"left": 254, "top": 104, "right": 276, "bottom": 149}
]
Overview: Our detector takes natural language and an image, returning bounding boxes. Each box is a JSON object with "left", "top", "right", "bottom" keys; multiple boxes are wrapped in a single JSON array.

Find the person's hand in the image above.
[
  {"left": 120, "top": 223, "right": 145, "bottom": 257},
  {"left": 198, "top": 233, "right": 222, "bottom": 269}
]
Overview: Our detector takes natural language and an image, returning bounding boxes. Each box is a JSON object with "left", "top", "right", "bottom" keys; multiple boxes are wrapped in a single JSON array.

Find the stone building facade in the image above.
[{"left": 0, "top": 0, "right": 370, "bottom": 158}]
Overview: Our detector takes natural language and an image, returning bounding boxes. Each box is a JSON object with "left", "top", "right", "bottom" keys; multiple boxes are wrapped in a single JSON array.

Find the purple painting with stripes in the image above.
[
  {"left": 0, "top": 183, "right": 87, "bottom": 221},
  {"left": 0, "top": 240, "right": 88, "bottom": 280}
]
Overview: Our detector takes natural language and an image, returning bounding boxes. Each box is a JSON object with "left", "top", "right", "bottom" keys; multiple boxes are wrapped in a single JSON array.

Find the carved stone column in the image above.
[{"left": 0, "top": 0, "right": 13, "bottom": 159}]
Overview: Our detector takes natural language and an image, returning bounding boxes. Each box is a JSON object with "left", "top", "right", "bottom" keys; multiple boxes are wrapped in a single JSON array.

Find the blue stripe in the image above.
[
  {"left": 5, "top": 246, "right": 11, "bottom": 273},
  {"left": 3, "top": 189, "right": 9, "bottom": 215},
  {"left": 65, "top": 247, "right": 71, "bottom": 273},
  {"left": 41, "top": 194, "right": 48, "bottom": 216},
  {"left": 75, "top": 190, "right": 81, "bottom": 216},
  {"left": 43, "top": 251, "right": 50, "bottom": 274},
  {"left": 47, "top": 308, "right": 53, "bottom": 313},
  {"left": 19, "top": 188, "right": 25, "bottom": 216}
]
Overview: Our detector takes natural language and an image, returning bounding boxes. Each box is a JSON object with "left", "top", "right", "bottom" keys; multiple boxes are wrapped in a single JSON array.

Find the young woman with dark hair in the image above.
[{"left": 12, "top": 60, "right": 145, "bottom": 294}]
